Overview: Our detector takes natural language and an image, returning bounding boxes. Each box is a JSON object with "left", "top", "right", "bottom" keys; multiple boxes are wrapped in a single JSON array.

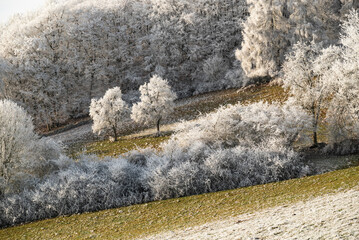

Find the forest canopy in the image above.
[{"left": 0, "top": 0, "right": 357, "bottom": 128}]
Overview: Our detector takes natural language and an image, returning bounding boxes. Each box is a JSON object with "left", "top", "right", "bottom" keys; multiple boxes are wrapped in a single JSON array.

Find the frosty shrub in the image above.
[
  {"left": 0, "top": 100, "right": 63, "bottom": 196},
  {"left": 146, "top": 101, "right": 312, "bottom": 199},
  {"left": 131, "top": 75, "right": 176, "bottom": 134},
  {"left": 171, "top": 101, "right": 312, "bottom": 149},
  {"left": 0, "top": 101, "right": 314, "bottom": 228},
  {"left": 0, "top": 156, "right": 150, "bottom": 227},
  {"left": 90, "top": 87, "right": 130, "bottom": 141}
]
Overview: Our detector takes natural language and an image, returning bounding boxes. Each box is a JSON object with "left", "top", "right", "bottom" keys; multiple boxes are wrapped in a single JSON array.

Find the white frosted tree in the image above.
[
  {"left": 89, "top": 87, "right": 129, "bottom": 141},
  {"left": 237, "top": 0, "right": 291, "bottom": 79},
  {"left": 282, "top": 41, "right": 328, "bottom": 147},
  {"left": 323, "top": 10, "right": 359, "bottom": 145},
  {"left": 131, "top": 75, "right": 176, "bottom": 135},
  {"left": 0, "top": 99, "right": 62, "bottom": 189},
  {"left": 237, "top": 0, "right": 343, "bottom": 80},
  {"left": 0, "top": 100, "right": 38, "bottom": 183}
]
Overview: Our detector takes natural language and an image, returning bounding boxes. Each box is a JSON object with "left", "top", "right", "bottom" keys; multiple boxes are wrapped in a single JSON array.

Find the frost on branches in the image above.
[
  {"left": 238, "top": 0, "right": 344, "bottom": 79},
  {"left": 0, "top": 100, "right": 63, "bottom": 196},
  {"left": 282, "top": 42, "right": 328, "bottom": 147},
  {"left": 131, "top": 75, "right": 176, "bottom": 134},
  {"left": 0, "top": 0, "right": 248, "bottom": 128},
  {"left": 0, "top": 101, "right": 314, "bottom": 228},
  {"left": 322, "top": 10, "right": 359, "bottom": 153},
  {"left": 90, "top": 87, "right": 129, "bottom": 141}
]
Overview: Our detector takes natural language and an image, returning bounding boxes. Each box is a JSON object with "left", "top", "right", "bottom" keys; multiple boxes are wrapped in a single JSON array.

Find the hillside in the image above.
[
  {"left": 1, "top": 82, "right": 359, "bottom": 239},
  {"left": 0, "top": 0, "right": 357, "bottom": 129},
  {"left": 2, "top": 1, "right": 359, "bottom": 239},
  {"left": 144, "top": 188, "right": 359, "bottom": 239}
]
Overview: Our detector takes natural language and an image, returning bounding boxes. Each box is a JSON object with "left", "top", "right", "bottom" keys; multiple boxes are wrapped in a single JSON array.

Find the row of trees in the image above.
[
  {"left": 1, "top": 0, "right": 358, "bottom": 132},
  {"left": 237, "top": 0, "right": 357, "bottom": 79},
  {"left": 90, "top": 75, "right": 176, "bottom": 141},
  {"left": 0, "top": 0, "right": 248, "bottom": 128}
]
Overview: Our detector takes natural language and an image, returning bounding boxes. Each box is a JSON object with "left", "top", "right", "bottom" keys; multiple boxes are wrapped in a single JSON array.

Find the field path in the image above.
[{"left": 142, "top": 189, "right": 359, "bottom": 240}]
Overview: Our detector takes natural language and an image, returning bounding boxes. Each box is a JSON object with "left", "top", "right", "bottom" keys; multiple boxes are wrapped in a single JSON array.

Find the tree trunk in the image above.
[
  {"left": 112, "top": 126, "right": 118, "bottom": 142},
  {"left": 312, "top": 105, "right": 318, "bottom": 147},
  {"left": 313, "top": 131, "right": 318, "bottom": 147},
  {"left": 156, "top": 117, "right": 162, "bottom": 136}
]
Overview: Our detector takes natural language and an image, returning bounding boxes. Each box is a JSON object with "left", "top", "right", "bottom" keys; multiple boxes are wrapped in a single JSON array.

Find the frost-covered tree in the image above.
[
  {"left": 90, "top": 87, "right": 129, "bottom": 141},
  {"left": 322, "top": 10, "right": 359, "bottom": 148},
  {"left": 282, "top": 42, "right": 328, "bottom": 146},
  {"left": 0, "top": 100, "right": 63, "bottom": 195},
  {"left": 131, "top": 75, "right": 176, "bottom": 134},
  {"left": 238, "top": 0, "right": 343, "bottom": 80},
  {"left": 0, "top": 100, "right": 38, "bottom": 183},
  {"left": 237, "top": 0, "right": 291, "bottom": 79}
]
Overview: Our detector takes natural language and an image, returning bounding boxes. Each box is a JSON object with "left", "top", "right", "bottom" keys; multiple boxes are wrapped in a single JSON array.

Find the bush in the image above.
[
  {"left": 146, "top": 101, "right": 312, "bottom": 199},
  {"left": 0, "top": 101, "right": 314, "bottom": 228}
]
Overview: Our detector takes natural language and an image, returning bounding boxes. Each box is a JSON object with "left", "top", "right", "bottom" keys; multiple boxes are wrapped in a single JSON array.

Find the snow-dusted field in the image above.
[{"left": 142, "top": 189, "right": 359, "bottom": 240}]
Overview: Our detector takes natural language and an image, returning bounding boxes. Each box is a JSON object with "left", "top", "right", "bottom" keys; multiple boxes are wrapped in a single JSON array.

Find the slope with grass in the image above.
[{"left": 144, "top": 188, "right": 359, "bottom": 239}]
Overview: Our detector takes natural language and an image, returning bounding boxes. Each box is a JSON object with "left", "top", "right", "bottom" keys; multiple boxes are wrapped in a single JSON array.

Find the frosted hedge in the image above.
[{"left": 0, "top": 102, "right": 314, "bottom": 228}]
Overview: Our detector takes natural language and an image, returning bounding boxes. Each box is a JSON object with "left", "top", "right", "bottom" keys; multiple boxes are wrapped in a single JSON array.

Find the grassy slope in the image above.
[
  {"left": 2, "top": 166, "right": 358, "bottom": 240},
  {"left": 171, "top": 83, "right": 288, "bottom": 121}
]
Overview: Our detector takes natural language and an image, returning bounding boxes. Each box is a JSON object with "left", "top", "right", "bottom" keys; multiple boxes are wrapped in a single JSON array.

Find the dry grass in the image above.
[
  {"left": 171, "top": 84, "right": 288, "bottom": 122},
  {"left": 72, "top": 135, "right": 170, "bottom": 159}
]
